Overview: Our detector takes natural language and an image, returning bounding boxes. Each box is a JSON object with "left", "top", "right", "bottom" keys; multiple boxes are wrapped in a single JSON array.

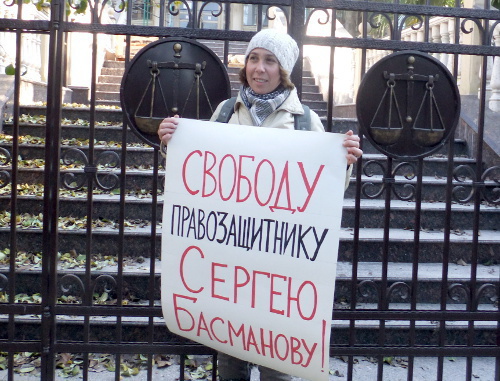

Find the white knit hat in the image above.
[{"left": 244, "top": 29, "right": 299, "bottom": 74}]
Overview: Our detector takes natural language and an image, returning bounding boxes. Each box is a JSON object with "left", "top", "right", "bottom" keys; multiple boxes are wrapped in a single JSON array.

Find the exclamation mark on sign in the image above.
[{"left": 321, "top": 319, "right": 327, "bottom": 372}]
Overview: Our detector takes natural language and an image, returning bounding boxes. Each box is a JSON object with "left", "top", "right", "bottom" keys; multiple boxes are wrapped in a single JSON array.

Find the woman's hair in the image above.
[{"left": 238, "top": 64, "right": 295, "bottom": 91}]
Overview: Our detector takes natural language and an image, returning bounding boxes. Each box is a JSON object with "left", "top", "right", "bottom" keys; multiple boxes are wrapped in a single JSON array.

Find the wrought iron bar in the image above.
[
  {"left": 290, "top": 0, "right": 305, "bottom": 98},
  {"left": 406, "top": 158, "right": 424, "bottom": 381},
  {"left": 40, "top": 0, "right": 65, "bottom": 378},
  {"left": 6, "top": 22, "right": 22, "bottom": 381},
  {"left": 376, "top": 156, "right": 394, "bottom": 380},
  {"left": 464, "top": 33, "right": 489, "bottom": 381}
]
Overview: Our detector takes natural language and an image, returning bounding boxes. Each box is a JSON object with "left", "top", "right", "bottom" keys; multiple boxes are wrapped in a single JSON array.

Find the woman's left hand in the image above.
[{"left": 344, "top": 130, "right": 363, "bottom": 165}]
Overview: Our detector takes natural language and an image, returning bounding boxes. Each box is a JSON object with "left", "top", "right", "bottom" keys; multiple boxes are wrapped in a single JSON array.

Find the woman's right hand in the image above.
[{"left": 158, "top": 115, "right": 179, "bottom": 145}]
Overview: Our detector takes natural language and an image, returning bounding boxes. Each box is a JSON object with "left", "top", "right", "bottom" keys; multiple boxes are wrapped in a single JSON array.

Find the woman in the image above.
[{"left": 158, "top": 28, "right": 362, "bottom": 381}]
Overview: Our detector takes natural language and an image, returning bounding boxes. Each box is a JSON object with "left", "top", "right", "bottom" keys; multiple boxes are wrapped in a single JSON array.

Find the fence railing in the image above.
[
  {"left": 4, "top": 2, "right": 500, "bottom": 112},
  {"left": 1, "top": 1, "right": 499, "bottom": 380}
]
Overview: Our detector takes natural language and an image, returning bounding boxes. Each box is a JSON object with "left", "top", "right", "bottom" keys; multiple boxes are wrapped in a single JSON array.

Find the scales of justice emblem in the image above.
[
  {"left": 120, "top": 37, "right": 231, "bottom": 149},
  {"left": 357, "top": 50, "right": 461, "bottom": 160}
]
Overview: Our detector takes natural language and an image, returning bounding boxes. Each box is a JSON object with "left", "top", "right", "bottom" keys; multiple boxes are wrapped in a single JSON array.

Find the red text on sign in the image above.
[
  {"left": 179, "top": 245, "right": 318, "bottom": 321},
  {"left": 181, "top": 150, "right": 325, "bottom": 213}
]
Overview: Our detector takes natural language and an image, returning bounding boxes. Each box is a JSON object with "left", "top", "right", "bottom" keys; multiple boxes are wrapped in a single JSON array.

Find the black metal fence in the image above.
[{"left": 0, "top": 0, "right": 499, "bottom": 380}]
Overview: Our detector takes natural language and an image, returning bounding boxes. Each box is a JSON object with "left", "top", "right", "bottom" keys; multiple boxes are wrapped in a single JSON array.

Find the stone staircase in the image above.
[
  {"left": 0, "top": 102, "right": 498, "bottom": 346},
  {"left": 0, "top": 39, "right": 498, "bottom": 348}
]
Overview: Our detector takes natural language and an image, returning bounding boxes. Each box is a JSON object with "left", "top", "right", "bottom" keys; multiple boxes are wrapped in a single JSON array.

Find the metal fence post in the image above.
[
  {"left": 289, "top": 0, "right": 305, "bottom": 99},
  {"left": 41, "top": 0, "right": 64, "bottom": 378}
]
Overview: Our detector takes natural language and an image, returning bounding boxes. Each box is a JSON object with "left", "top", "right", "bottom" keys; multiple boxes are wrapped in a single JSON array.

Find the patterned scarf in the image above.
[{"left": 240, "top": 85, "right": 291, "bottom": 126}]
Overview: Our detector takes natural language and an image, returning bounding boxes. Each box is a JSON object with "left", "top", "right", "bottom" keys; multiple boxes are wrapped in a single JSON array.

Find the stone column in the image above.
[
  {"left": 447, "top": 18, "right": 456, "bottom": 72},
  {"left": 439, "top": 20, "right": 450, "bottom": 68},
  {"left": 431, "top": 23, "right": 441, "bottom": 61},
  {"left": 488, "top": 27, "right": 500, "bottom": 111},
  {"left": 230, "top": 4, "right": 243, "bottom": 31},
  {"left": 459, "top": 0, "right": 482, "bottom": 95}
]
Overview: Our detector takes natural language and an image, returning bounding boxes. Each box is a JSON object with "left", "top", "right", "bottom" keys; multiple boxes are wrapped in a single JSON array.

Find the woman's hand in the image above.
[
  {"left": 344, "top": 130, "right": 363, "bottom": 165},
  {"left": 158, "top": 115, "right": 179, "bottom": 146}
]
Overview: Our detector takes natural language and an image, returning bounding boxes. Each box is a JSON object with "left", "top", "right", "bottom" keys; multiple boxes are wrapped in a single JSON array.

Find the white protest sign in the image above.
[{"left": 161, "top": 118, "right": 346, "bottom": 381}]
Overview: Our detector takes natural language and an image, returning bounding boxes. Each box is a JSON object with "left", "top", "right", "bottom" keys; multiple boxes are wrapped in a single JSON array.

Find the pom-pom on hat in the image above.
[{"left": 244, "top": 29, "right": 299, "bottom": 74}]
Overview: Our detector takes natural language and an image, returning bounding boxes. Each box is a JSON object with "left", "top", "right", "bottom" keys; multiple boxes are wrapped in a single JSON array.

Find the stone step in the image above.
[
  {"left": 301, "top": 76, "right": 317, "bottom": 86},
  {"left": 344, "top": 175, "right": 498, "bottom": 202},
  {"left": 18, "top": 105, "right": 124, "bottom": 123},
  {"left": 1, "top": 261, "right": 497, "bottom": 307},
  {"left": 0, "top": 225, "right": 497, "bottom": 264},
  {"left": 351, "top": 153, "right": 479, "bottom": 176},
  {"left": 1, "top": 141, "right": 480, "bottom": 179},
  {"left": 9, "top": 143, "right": 157, "bottom": 167},
  {"left": 100, "top": 67, "right": 125, "bottom": 76},
  {"left": 2, "top": 123, "right": 143, "bottom": 144},
  {"left": 301, "top": 99, "right": 328, "bottom": 112},
  {"left": 95, "top": 99, "right": 122, "bottom": 107},
  {"left": 301, "top": 91, "right": 324, "bottom": 101},
  {"left": 6, "top": 116, "right": 470, "bottom": 159},
  {"left": 102, "top": 60, "right": 126, "bottom": 69},
  {"left": 97, "top": 74, "right": 123, "bottom": 85},
  {"left": 3, "top": 163, "right": 495, "bottom": 203},
  {"left": 96, "top": 82, "right": 121, "bottom": 93},
  {"left": 0, "top": 308, "right": 497, "bottom": 346},
  {"left": 0, "top": 148, "right": 476, "bottom": 187},
  {"left": 3, "top": 196, "right": 498, "bottom": 233},
  {"left": 0, "top": 107, "right": 410, "bottom": 133},
  {"left": 302, "top": 84, "right": 321, "bottom": 94},
  {"left": 315, "top": 109, "right": 328, "bottom": 118},
  {"left": 227, "top": 72, "right": 240, "bottom": 82},
  {"left": 341, "top": 198, "right": 500, "bottom": 231},
  {"left": 96, "top": 91, "right": 121, "bottom": 101}
]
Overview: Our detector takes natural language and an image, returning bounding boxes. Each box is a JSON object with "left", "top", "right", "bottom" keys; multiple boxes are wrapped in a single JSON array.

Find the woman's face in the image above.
[{"left": 245, "top": 48, "right": 281, "bottom": 94}]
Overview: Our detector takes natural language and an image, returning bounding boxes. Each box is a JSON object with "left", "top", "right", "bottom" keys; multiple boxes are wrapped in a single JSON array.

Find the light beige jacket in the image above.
[
  {"left": 210, "top": 88, "right": 324, "bottom": 132},
  {"left": 210, "top": 88, "right": 352, "bottom": 190}
]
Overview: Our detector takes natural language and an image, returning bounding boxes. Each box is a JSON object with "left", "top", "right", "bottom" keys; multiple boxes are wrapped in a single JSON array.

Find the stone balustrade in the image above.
[
  {"left": 364, "top": 16, "right": 500, "bottom": 112},
  {"left": 0, "top": 2, "right": 49, "bottom": 83}
]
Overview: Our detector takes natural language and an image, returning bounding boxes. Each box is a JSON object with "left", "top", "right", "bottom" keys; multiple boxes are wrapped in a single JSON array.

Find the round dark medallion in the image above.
[
  {"left": 356, "top": 50, "right": 460, "bottom": 160},
  {"left": 121, "top": 37, "right": 231, "bottom": 149}
]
